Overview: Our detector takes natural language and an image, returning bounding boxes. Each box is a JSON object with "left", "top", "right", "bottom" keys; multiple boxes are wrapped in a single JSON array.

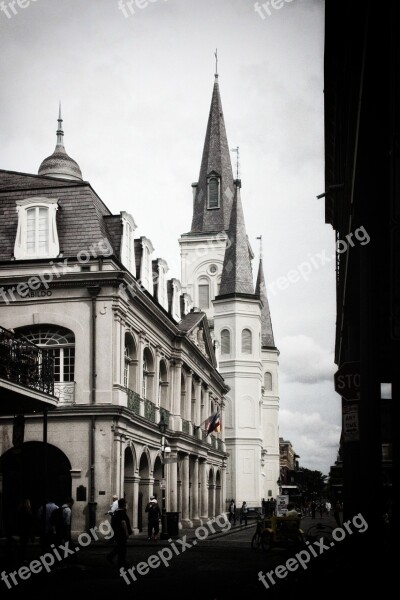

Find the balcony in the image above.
[
  {"left": 0, "top": 325, "right": 57, "bottom": 414},
  {"left": 127, "top": 389, "right": 141, "bottom": 415}
]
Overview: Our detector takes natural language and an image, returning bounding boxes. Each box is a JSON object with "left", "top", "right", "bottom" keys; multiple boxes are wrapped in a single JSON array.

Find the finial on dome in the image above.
[
  {"left": 38, "top": 105, "right": 83, "bottom": 181},
  {"left": 56, "top": 101, "right": 64, "bottom": 146}
]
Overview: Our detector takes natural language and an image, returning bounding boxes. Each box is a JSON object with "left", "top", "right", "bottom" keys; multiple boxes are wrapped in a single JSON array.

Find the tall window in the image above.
[
  {"left": 16, "top": 325, "right": 75, "bottom": 382},
  {"left": 14, "top": 197, "right": 59, "bottom": 260},
  {"left": 208, "top": 177, "right": 220, "bottom": 209},
  {"left": 198, "top": 278, "right": 210, "bottom": 309},
  {"left": 264, "top": 372, "right": 272, "bottom": 391},
  {"left": 241, "top": 329, "right": 252, "bottom": 354},
  {"left": 142, "top": 355, "right": 148, "bottom": 399},
  {"left": 221, "top": 329, "right": 231, "bottom": 355},
  {"left": 27, "top": 207, "right": 49, "bottom": 255}
]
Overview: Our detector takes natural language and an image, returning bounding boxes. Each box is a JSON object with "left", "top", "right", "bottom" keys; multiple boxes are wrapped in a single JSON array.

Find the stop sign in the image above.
[{"left": 334, "top": 362, "right": 360, "bottom": 400}]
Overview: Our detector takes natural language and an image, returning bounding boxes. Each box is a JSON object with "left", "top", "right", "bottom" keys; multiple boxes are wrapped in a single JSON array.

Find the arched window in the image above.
[
  {"left": 198, "top": 278, "right": 210, "bottom": 309},
  {"left": 221, "top": 329, "right": 231, "bottom": 355},
  {"left": 142, "top": 355, "right": 148, "bottom": 399},
  {"left": 241, "top": 329, "right": 252, "bottom": 354},
  {"left": 124, "top": 334, "right": 137, "bottom": 390},
  {"left": 16, "top": 325, "right": 75, "bottom": 382},
  {"left": 264, "top": 372, "right": 272, "bottom": 391},
  {"left": 208, "top": 177, "right": 220, "bottom": 209}
]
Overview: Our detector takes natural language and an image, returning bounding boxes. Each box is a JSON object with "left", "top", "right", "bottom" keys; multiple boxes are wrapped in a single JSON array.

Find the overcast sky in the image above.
[{"left": 0, "top": 0, "right": 340, "bottom": 475}]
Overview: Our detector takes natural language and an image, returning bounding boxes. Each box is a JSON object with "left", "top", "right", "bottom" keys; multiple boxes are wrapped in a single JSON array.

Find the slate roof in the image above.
[
  {"left": 191, "top": 76, "right": 235, "bottom": 233},
  {"left": 0, "top": 170, "right": 115, "bottom": 261},
  {"left": 219, "top": 183, "right": 254, "bottom": 296},
  {"left": 255, "top": 258, "right": 276, "bottom": 348}
]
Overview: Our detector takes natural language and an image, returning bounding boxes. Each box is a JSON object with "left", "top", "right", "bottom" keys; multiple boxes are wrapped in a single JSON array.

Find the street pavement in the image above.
[{"left": 0, "top": 515, "right": 393, "bottom": 599}]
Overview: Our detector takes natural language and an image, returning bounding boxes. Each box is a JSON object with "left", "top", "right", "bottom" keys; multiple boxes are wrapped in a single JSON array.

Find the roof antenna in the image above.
[
  {"left": 214, "top": 48, "right": 218, "bottom": 79},
  {"left": 231, "top": 146, "right": 239, "bottom": 179}
]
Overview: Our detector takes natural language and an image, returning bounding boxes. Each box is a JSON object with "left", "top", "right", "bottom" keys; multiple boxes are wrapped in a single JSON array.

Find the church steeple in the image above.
[
  {"left": 191, "top": 76, "right": 235, "bottom": 233},
  {"left": 255, "top": 257, "right": 275, "bottom": 348},
  {"left": 219, "top": 180, "right": 254, "bottom": 296}
]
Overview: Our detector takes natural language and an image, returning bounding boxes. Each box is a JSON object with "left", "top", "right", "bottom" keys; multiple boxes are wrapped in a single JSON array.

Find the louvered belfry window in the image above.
[
  {"left": 221, "top": 329, "right": 231, "bottom": 355},
  {"left": 198, "top": 280, "right": 210, "bottom": 308},
  {"left": 208, "top": 177, "right": 219, "bottom": 208},
  {"left": 241, "top": 329, "right": 252, "bottom": 354}
]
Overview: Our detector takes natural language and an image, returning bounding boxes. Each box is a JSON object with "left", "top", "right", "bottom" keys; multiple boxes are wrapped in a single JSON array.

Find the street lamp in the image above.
[{"left": 158, "top": 413, "right": 170, "bottom": 539}]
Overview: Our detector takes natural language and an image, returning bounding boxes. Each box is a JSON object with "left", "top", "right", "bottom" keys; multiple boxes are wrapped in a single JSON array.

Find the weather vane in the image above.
[
  {"left": 231, "top": 146, "right": 240, "bottom": 179},
  {"left": 214, "top": 48, "right": 218, "bottom": 76}
]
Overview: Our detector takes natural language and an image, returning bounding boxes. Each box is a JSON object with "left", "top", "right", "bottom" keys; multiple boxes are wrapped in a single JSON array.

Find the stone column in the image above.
[
  {"left": 185, "top": 369, "right": 193, "bottom": 422},
  {"left": 137, "top": 333, "right": 146, "bottom": 416},
  {"left": 132, "top": 476, "right": 140, "bottom": 534},
  {"left": 119, "top": 436, "right": 126, "bottom": 497},
  {"left": 171, "top": 359, "right": 182, "bottom": 431},
  {"left": 181, "top": 454, "right": 192, "bottom": 527},
  {"left": 169, "top": 455, "right": 178, "bottom": 512},
  {"left": 201, "top": 386, "right": 210, "bottom": 424},
  {"left": 194, "top": 379, "right": 202, "bottom": 439},
  {"left": 200, "top": 460, "right": 208, "bottom": 522},
  {"left": 192, "top": 456, "right": 200, "bottom": 526}
]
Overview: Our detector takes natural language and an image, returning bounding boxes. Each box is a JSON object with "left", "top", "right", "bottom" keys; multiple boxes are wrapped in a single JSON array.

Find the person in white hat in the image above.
[
  {"left": 106, "top": 495, "right": 119, "bottom": 516},
  {"left": 145, "top": 496, "right": 161, "bottom": 540}
]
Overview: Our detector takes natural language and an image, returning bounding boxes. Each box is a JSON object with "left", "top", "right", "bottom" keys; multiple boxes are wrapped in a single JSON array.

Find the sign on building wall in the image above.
[
  {"left": 343, "top": 403, "right": 359, "bottom": 442},
  {"left": 276, "top": 495, "right": 289, "bottom": 516}
]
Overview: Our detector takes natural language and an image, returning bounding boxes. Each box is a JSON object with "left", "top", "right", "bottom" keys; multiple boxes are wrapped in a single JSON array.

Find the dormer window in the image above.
[
  {"left": 207, "top": 175, "right": 220, "bottom": 209},
  {"left": 14, "top": 197, "right": 59, "bottom": 260},
  {"left": 139, "top": 237, "right": 154, "bottom": 294},
  {"left": 120, "top": 212, "right": 137, "bottom": 274}
]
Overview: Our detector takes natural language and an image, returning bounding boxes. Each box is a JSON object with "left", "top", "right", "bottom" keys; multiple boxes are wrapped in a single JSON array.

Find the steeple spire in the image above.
[
  {"left": 38, "top": 105, "right": 83, "bottom": 181},
  {"left": 190, "top": 75, "right": 235, "bottom": 233},
  {"left": 255, "top": 256, "right": 275, "bottom": 348},
  {"left": 219, "top": 181, "right": 254, "bottom": 296}
]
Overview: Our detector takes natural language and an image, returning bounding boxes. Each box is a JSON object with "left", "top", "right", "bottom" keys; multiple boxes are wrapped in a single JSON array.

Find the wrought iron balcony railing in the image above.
[{"left": 0, "top": 326, "right": 55, "bottom": 396}]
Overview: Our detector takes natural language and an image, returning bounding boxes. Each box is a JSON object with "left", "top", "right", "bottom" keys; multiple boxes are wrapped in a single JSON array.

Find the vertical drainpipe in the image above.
[{"left": 88, "top": 286, "right": 101, "bottom": 530}]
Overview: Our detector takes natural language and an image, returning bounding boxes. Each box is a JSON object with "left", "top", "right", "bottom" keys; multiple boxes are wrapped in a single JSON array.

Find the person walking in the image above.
[
  {"left": 107, "top": 498, "right": 132, "bottom": 568},
  {"left": 311, "top": 500, "right": 317, "bottom": 519},
  {"left": 228, "top": 500, "right": 236, "bottom": 525},
  {"left": 145, "top": 496, "right": 161, "bottom": 541},
  {"left": 333, "top": 500, "right": 342, "bottom": 527},
  {"left": 240, "top": 502, "right": 248, "bottom": 526}
]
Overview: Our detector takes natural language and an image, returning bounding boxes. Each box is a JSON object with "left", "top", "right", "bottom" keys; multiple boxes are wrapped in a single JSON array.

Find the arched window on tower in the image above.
[
  {"left": 221, "top": 329, "right": 231, "bottom": 355},
  {"left": 241, "top": 328, "right": 252, "bottom": 354},
  {"left": 198, "top": 278, "right": 210, "bottom": 309},
  {"left": 264, "top": 372, "right": 272, "bottom": 391},
  {"left": 207, "top": 176, "right": 220, "bottom": 209}
]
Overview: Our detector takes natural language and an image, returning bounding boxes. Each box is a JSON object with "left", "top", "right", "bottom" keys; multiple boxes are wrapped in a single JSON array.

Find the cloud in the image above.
[
  {"left": 279, "top": 335, "right": 335, "bottom": 384},
  {"left": 279, "top": 409, "right": 341, "bottom": 474}
]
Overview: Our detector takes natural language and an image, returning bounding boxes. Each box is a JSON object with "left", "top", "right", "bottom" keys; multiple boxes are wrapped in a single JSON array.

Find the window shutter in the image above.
[
  {"left": 199, "top": 283, "right": 210, "bottom": 308},
  {"left": 221, "top": 329, "right": 230, "bottom": 355},
  {"left": 241, "top": 329, "right": 252, "bottom": 354},
  {"left": 208, "top": 178, "right": 219, "bottom": 208}
]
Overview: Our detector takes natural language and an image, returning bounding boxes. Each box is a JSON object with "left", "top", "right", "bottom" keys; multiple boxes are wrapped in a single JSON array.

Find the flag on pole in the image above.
[{"left": 206, "top": 412, "right": 221, "bottom": 435}]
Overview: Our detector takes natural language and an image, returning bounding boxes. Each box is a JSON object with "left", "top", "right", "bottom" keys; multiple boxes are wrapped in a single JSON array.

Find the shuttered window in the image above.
[
  {"left": 198, "top": 282, "right": 210, "bottom": 308},
  {"left": 208, "top": 177, "right": 219, "bottom": 208},
  {"left": 221, "top": 329, "right": 231, "bottom": 355},
  {"left": 241, "top": 329, "right": 252, "bottom": 354}
]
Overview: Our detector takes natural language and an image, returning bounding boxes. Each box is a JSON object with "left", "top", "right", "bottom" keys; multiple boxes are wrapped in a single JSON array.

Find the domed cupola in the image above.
[{"left": 38, "top": 104, "right": 83, "bottom": 181}]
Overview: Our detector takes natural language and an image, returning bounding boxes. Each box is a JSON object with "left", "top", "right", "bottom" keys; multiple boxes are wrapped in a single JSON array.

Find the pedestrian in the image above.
[
  {"left": 311, "top": 500, "right": 316, "bottom": 519},
  {"left": 16, "top": 498, "right": 34, "bottom": 561},
  {"left": 106, "top": 494, "right": 119, "bottom": 516},
  {"left": 228, "top": 499, "right": 236, "bottom": 525},
  {"left": 37, "top": 499, "right": 58, "bottom": 551},
  {"left": 56, "top": 497, "right": 74, "bottom": 544},
  {"left": 333, "top": 500, "right": 342, "bottom": 527},
  {"left": 145, "top": 496, "right": 161, "bottom": 541},
  {"left": 240, "top": 501, "right": 248, "bottom": 526},
  {"left": 107, "top": 498, "right": 132, "bottom": 568},
  {"left": 325, "top": 501, "right": 332, "bottom": 516}
]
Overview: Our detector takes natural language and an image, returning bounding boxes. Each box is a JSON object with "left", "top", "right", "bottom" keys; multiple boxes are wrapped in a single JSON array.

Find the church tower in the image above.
[{"left": 179, "top": 73, "right": 280, "bottom": 504}]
